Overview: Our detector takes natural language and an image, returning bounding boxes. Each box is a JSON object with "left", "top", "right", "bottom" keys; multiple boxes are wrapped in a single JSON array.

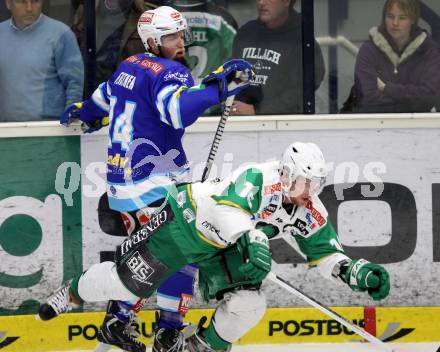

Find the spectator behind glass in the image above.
[
  {"left": 170, "top": 0, "right": 238, "bottom": 84},
  {"left": 0, "top": 0, "right": 84, "bottom": 122},
  {"left": 420, "top": 1, "right": 440, "bottom": 45},
  {"left": 72, "top": 0, "right": 164, "bottom": 85},
  {"left": 420, "top": 1, "right": 440, "bottom": 111},
  {"left": 352, "top": 0, "right": 440, "bottom": 113},
  {"left": 170, "top": 0, "right": 238, "bottom": 115},
  {"left": 231, "top": 0, "right": 325, "bottom": 115},
  {"left": 0, "top": 1, "right": 9, "bottom": 22}
]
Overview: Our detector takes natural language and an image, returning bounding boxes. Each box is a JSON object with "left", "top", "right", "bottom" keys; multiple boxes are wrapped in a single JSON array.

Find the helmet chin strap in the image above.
[{"left": 279, "top": 167, "right": 293, "bottom": 195}]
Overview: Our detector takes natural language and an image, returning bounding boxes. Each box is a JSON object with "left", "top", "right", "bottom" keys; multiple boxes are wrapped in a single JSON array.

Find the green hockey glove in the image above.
[
  {"left": 237, "top": 230, "right": 272, "bottom": 283},
  {"left": 344, "top": 259, "right": 390, "bottom": 300}
]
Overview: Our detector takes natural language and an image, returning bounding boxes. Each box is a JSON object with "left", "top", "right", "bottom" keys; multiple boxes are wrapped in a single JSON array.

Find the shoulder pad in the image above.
[{"left": 213, "top": 166, "right": 263, "bottom": 214}]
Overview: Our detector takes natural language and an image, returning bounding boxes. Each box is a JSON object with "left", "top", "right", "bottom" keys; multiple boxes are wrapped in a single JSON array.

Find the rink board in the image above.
[
  {"left": 2, "top": 117, "right": 440, "bottom": 326},
  {"left": 2, "top": 124, "right": 440, "bottom": 313},
  {"left": 0, "top": 307, "right": 439, "bottom": 351}
]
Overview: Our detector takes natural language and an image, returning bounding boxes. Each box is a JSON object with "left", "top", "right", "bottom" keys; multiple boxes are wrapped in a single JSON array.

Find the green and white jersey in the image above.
[
  {"left": 168, "top": 161, "right": 346, "bottom": 272},
  {"left": 255, "top": 192, "right": 345, "bottom": 266},
  {"left": 188, "top": 161, "right": 281, "bottom": 248}
]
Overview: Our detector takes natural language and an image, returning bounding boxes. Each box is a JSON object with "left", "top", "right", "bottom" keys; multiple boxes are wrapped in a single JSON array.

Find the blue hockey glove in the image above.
[
  {"left": 344, "top": 259, "right": 390, "bottom": 300},
  {"left": 237, "top": 230, "right": 272, "bottom": 283},
  {"left": 201, "top": 59, "right": 254, "bottom": 101},
  {"left": 60, "top": 102, "right": 83, "bottom": 126},
  {"left": 81, "top": 116, "right": 109, "bottom": 134}
]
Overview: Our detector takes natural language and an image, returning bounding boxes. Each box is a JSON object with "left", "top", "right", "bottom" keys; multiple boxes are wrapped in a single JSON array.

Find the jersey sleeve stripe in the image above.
[
  {"left": 196, "top": 231, "right": 227, "bottom": 249},
  {"left": 168, "top": 90, "right": 183, "bottom": 129},
  {"left": 91, "top": 82, "right": 110, "bottom": 111},
  {"left": 106, "top": 82, "right": 112, "bottom": 97},
  {"left": 156, "top": 84, "right": 179, "bottom": 126},
  {"left": 216, "top": 200, "right": 252, "bottom": 215},
  {"left": 187, "top": 184, "right": 197, "bottom": 209}
]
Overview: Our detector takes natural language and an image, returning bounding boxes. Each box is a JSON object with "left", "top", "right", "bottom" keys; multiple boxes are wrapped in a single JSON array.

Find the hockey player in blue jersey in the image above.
[{"left": 60, "top": 5, "right": 253, "bottom": 352}]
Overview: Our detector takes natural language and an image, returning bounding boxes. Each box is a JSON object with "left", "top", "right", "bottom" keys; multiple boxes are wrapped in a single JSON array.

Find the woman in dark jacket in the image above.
[{"left": 353, "top": 0, "right": 440, "bottom": 113}]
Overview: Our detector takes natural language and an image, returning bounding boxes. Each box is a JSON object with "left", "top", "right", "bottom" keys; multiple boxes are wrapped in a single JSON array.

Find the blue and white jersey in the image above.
[{"left": 80, "top": 53, "right": 220, "bottom": 211}]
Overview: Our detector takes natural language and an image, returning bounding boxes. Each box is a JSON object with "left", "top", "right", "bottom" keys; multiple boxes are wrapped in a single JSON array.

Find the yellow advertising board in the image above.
[{"left": 1, "top": 306, "right": 439, "bottom": 351}]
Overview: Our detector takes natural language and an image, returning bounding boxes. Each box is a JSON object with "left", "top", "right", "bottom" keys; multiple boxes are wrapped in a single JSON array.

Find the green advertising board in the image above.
[{"left": 0, "top": 136, "right": 82, "bottom": 315}]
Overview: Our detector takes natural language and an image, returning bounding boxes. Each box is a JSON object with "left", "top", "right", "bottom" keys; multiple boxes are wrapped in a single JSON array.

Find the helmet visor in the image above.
[
  {"left": 282, "top": 175, "right": 326, "bottom": 198},
  {"left": 306, "top": 176, "right": 326, "bottom": 195},
  {"left": 161, "top": 28, "right": 193, "bottom": 48}
]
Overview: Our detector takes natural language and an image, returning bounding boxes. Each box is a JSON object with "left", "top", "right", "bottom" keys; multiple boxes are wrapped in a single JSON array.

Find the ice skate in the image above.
[
  {"left": 38, "top": 281, "right": 78, "bottom": 321},
  {"left": 186, "top": 332, "right": 232, "bottom": 352},
  {"left": 153, "top": 327, "right": 185, "bottom": 352},
  {"left": 185, "top": 317, "right": 231, "bottom": 352},
  {"left": 186, "top": 331, "right": 214, "bottom": 352},
  {"left": 97, "top": 301, "right": 146, "bottom": 352}
]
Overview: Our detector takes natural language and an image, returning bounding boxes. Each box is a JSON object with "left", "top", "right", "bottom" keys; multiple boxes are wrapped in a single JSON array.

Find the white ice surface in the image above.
[{"left": 53, "top": 342, "right": 440, "bottom": 352}]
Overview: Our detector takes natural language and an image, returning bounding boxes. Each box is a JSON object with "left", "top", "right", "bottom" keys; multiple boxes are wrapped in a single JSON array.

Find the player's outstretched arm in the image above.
[
  {"left": 314, "top": 251, "right": 390, "bottom": 301},
  {"left": 157, "top": 59, "right": 254, "bottom": 130},
  {"left": 341, "top": 258, "right": 390, "bottom": 300},
  {"left": 60, "top": 82, "right": 110, "bottom": 133},
  {"left": 292, "top": 219, "right": 390, "bottom": 301}
]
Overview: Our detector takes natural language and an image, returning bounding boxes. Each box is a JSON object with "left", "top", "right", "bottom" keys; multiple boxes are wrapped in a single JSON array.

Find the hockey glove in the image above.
[
  {"left": 60, "top": 102, "right": 83, "bottom": 126},
  {"left": 344, "top": 259, "right": 390, "bottom": 300},
  {"left": 201, "top": 59, "right": 254, "bottom": 101},
  {"left": 81, "top": 116, "right": 109, "bottom": 134},
  {"left": 237, "top": 229, "right": 272, "bottom": 283}
]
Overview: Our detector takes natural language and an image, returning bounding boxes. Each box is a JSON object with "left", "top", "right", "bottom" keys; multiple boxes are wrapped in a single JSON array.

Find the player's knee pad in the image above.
[
  {"left": 78, "top": 261, "right": 138, "bottom": 301},
  {"left": 212, "top": 289, "right": 266, "bottom": 342}
]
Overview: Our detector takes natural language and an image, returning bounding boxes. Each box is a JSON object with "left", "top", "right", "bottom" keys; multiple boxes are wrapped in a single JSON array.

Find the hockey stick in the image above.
[
  {"left": 201, "top": 80, "right": 239, "bottom": 182},
  {"left": 267, "top": 272, "right": 395, "bottom": 352}
]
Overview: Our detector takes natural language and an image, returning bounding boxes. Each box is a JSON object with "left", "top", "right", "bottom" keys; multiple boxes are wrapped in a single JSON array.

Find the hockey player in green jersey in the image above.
[{"left": 38, "top": 141, "right": 390, "bottom": 351}]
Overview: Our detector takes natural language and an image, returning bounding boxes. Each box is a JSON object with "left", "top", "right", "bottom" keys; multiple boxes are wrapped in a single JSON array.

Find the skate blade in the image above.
[
  {"left": 182, "top": 323, "right": 198, "bottom": 340},
  {"left": 94, "top": 342, "right": 111, "bottom": 352}
]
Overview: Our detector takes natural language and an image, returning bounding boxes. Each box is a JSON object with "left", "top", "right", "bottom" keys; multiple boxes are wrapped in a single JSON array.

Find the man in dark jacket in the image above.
[{"left": 231, "top": 0, "right": 325, "bottom": 115}]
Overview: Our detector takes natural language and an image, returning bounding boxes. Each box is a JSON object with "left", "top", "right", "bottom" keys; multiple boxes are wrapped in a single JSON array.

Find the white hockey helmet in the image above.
[
  {"left": 280, "top": 142, "right": 328, "bottom": 196},
  {"left": 137, "top": 6, "right": 192, "bottom": 51}
]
